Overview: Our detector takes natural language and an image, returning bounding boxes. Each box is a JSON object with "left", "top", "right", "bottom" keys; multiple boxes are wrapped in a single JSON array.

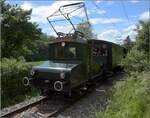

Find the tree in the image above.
[
  {"left": 121, "top": 20, "right": 150, "bottom": 72},
  {"left": 26, "top": 34, "right": 55, "bottom": 61},
  {"left": 1, "top": 1, "right": 42, "bottom": 58},
  {"left": 76, "top": 21, "right": 95, "bottom": 39},
  {"left": 123, "top": 35, "right": 135, "bottom": 51},
  {"left": 135, "top": 20, "right": 150, "bottom": 58}
]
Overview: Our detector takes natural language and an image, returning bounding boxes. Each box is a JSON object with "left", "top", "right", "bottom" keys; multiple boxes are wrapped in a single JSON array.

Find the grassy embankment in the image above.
[
  {"left": 96, "top": 19, "right": 150, "bottom": 118},
  {"left": 1, "top": 58, "right": 42, "bottom": 108},
  {"left": 96, "top": 71, "right": 150, "bottom": 118},
  {"left": 96, "top": 50, "right": 150, "bottom": 118}
]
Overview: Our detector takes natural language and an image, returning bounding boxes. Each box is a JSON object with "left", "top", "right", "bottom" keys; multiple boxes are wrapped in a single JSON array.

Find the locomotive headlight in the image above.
[
  {"left": 60, "top": 72, "right": 65, "bottom": 79},
  {"left": 30, "top": 69, "right": 35, "bottom": 76}
]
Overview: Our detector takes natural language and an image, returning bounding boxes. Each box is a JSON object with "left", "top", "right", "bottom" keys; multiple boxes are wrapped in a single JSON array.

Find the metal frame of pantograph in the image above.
[{"left": 46, "top": 2, "right": 90, "bottom": 38}]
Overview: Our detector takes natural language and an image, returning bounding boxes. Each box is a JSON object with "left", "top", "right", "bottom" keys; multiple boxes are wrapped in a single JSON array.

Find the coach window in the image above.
[
  {"left": 102, "top": 44, "right": 108, "bottom": 56},
  {"left": 92, "top": 44, "right": 108, "bottom": 56},
  {"left": 100, "top": 48, "right": 108, "bottom": 56}
]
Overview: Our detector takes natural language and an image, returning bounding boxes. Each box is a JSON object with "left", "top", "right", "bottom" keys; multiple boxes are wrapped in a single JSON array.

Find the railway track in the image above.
[
  {"left": 0, "top": 96, "right": 48, "bottom": 118},
  {"left": 1, "top": 85, "right": 96, "bottom": 118},
  {"left": 0, "top": 88, "right": 94, "bottom": 118},
  {"left": 13, "top": 88, "right": 94, "bottom": 118},
  {"left": 1, "top": 72, "right": 126, "bottom": 118}
]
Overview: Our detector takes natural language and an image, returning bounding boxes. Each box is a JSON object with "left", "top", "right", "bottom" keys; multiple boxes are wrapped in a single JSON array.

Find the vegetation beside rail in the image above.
[
  {"left": 96, "top": 20, "right": 150, "bottom": 118},
  {"left": 1, "top": 1, "right": 54, "bottom": 108},
  {"left": 1, "top": 58, "right": 41, "bottom": 108},
  {"left": 96, "top": 71, "right": 150, "bottom": 118}
]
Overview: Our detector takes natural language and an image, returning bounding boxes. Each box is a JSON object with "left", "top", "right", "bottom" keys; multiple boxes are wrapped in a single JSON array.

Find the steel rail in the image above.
[{"left": 0, "top": 96, "right": 48, "bottom": 118}]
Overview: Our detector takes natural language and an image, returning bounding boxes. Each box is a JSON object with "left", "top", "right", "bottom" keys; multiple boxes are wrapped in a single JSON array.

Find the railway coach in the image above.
[{"left": 23, "top": 33, "right": 126, "bottom": 96}]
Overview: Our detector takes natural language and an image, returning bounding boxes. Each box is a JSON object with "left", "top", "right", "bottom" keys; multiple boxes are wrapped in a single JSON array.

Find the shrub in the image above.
[
  {"left": 1, "top": 58, "right": 39, "bottom": 108},
  {"left": 96, "top": 71, "right": 150, "bottom": 118},
  {"left": 121, "top": 48, "right": 149, "bottom": 73}
]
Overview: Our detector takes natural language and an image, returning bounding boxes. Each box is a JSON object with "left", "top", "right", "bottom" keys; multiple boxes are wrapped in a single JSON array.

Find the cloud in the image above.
[
  {"left": 139, "top": 11, "right": 150, "bottom": 21},
  {"left": 107, "top": 1, "right": 114, "bottom": 5},
  {"left": 54, "top": 25, "right": 73, "bottom": 33},
  {"left": 123, "top": 24, "right": 137, "bottom": 32},
  {"left": 96, "top": 0, "right": 114, "bottom": 5},
  {"left": 90, "top": 8, "right": 106, "bottom": 15},
  {"left": 98, "top": 29, "right": 121, "bottom": 43},
  {"left": 121, "top": 30, "right": 137, "bottom": 41},
  {"left": 97, "top": 24, "right": 138, "bottom": 43},
  {"left": 97, "top": 10, "right": 106, "bottom": 15},
  {"left": 96, "top": 0, "right": 103, "bottom": 4},
  {"left": 90, "top": 18, "right": 123, "bottom": 25},
  {"left": 21, "top": 1, "right": 84, "bottom": 24},
  {"left": 131, "top": 15, "right": 138, "bottom": 18},
  {"left": 122, "top": 24, "right": 137, "bottom": 41},
  {"left": 21, "top": 1, "right": 32, "bottom": 10},
  {"left": 129, "top": 0, "right": 140, "bottom": 3}
]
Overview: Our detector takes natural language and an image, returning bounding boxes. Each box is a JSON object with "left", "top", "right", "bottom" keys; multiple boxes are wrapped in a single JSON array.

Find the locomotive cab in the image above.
[{"left": 29, "top": 37, "right": 88, "bottom": 95}]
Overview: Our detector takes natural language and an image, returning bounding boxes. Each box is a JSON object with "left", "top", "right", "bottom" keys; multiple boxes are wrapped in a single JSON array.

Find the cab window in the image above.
[
  {"left": 66, "top": 47, "right": 76, "bottom": 58},
  {"left": 55, "top": 46, "right": 64, "bottom": 58},
  {"left": 54, "top": 45, "right": 77, "bottom": 59}
]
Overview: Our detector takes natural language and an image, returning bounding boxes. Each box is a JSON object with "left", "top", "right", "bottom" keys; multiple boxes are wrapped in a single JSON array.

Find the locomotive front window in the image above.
[
  {"left": 53, "top": 45, "right": 80, "bottom": 60},
  {"left": 66, "top": 47, "right": 76, "bottom": 58},
  {"left": 55, "top": 47, "right": 64, "bottom": 58},
  {"left": 49, "top": 42, "right": 85, "bottom": 60}
]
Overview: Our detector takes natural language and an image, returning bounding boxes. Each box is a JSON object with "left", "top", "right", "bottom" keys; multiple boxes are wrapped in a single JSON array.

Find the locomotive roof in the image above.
[
  {"left": 89, "top": 39, "right": 124, "bottom": 48},
  {"left": 50, "top": 38, "right": 124, "bottom": 48},
  {"left": 50, "top": 37, "right": 87, "bottom": 44}
]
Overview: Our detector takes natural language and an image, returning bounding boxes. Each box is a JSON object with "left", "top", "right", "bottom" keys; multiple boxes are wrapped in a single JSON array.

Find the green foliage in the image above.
[
  {"left": 76, "top": 21, "right": 95, "bottom": 39},
  {"left": 1, "top": 58, "right": 40, "bottom": 108},
  {"left": 121, "top": 20, "right": 150, "bottom": 73},
  {"left": 26, "top": 34, "right": 55, "bottom": 61},
  {"left": 96, "top": 71, "right": 150, "bottom": 118},
  {"left": 135, "top": 20, "right": 150, "bottom": 58},
  {"left": 1, "top": 0, "right": 42, "bottom": 58},
  {"left": 123, "top": 35, "right": 135, "bottom": 51},
  {"left": 121, "top": 48, "right": 149, "bottom": 73},
  {"left": 1, "top": 1, "right": 55, "bottom": 60}
]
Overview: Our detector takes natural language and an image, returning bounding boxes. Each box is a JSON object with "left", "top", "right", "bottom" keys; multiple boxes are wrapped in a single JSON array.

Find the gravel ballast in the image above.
[{"left": 57, "top": 73, "right": 126, "bottom": 118}]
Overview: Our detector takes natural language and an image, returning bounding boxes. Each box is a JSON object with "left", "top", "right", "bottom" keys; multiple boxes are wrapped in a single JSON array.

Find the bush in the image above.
[
  {"left": 121, "top": 48, "right": 149, "bottom": 73},
  {"left": 1, "top": 58, "right": 39, "bottom": 108},
  {"left": 96, "top": 71, "right": 150, "bottom": 118}
]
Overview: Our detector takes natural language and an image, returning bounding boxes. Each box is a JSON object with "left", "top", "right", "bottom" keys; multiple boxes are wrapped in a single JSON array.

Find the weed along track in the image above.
[{"left": 1, "top": 72, "right": 126, "bottom": 118}]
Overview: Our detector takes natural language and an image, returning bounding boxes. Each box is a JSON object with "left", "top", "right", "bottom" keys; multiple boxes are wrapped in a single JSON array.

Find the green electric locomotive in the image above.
[
  {"left": 23, "top": 2, "right": 126, "bottom": 96},
  {"left": 23, "top": 34, "right": 125, "bottom": 95}
]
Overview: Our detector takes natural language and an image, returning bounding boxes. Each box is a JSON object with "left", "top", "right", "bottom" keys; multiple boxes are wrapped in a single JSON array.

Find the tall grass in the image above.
[
  {"left": 96, "top": 71, "right": 150, "bottom": 118},
  {"left": 1, "top": 58, "right": 41, "bottom": 108}
]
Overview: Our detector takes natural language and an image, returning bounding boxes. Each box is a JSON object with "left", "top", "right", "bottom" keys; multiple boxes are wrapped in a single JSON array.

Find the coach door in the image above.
[{"left": 90, "top": 41, "right": 109, "bottom": 76}]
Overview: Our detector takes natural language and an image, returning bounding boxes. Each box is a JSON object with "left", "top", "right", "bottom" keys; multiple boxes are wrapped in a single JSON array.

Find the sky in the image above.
[{"left": 7, "top": 0, "right": 150, "bottom": 44}]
